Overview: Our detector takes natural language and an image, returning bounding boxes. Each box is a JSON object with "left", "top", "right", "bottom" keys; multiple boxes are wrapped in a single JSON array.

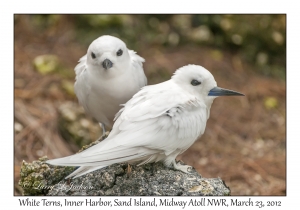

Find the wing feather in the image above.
[
  {"left": 129, "top": 50, "right": 147, "bottom": 88},
  {"left": 109, "top": 81, "right": 208, "bottom": 152},
  {"left": 73, "top": 55, "right": 92, "bottom": 114}
]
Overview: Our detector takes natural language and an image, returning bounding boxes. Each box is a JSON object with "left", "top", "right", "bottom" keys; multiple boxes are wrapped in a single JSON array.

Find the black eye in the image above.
[
  {"left": 191, "top": 79, "right": 201, "bottom": 86},
  {"left": 91, "top": 52, "right": 96, "bottom": 59},
  {"left": 116, "top": 49, "right": 123, "bottom": 56}
]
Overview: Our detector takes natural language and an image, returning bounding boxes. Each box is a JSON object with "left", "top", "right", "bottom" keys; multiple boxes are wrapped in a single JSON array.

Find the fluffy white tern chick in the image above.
[{"left": 74, "top": 35, "right": 147, "bottom": 135}]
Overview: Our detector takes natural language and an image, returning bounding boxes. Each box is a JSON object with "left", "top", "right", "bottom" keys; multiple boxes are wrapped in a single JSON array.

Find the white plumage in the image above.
[
  {"left": 74, "top": 35, "right": 147, "bottom": 132},
  {"left": 47, "top": 65, "right": 243, "bottom": 178}
]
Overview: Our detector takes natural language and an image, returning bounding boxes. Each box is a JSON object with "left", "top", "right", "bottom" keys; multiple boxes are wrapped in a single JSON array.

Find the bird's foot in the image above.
[
  {"left": 173, "top": 160, "right": 194, "bottom": 173},
  {"left": 95, "top": 131, "right": 110, "bottom": 142},
  {"left": 101, "top": 131, "right": 110, "bottom": 140}
]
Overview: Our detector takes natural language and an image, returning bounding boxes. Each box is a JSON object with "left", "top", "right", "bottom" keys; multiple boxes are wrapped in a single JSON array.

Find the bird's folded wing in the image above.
[
  {"left": 74, "top": 55, "right": 87, "bottom": 77},
  {"left": 73, "top": 55, "right": 92, "bottom": 114},
  {"left": 110, "top": 82, "right": 206, "bottom": 152},
  {"left": 129, "top": 50, "right": 147, "bottom": 87}
]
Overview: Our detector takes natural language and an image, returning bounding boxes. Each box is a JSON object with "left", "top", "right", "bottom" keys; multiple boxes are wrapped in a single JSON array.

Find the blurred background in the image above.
[{"left": 14, "top": 14, "right": 286, "bottom": 195}]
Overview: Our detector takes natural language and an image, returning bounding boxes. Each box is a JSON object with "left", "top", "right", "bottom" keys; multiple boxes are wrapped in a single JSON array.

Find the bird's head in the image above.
[
  {"left": 86, "top": 35, "right": 131, "bottom": 77},
  {"left": 172, "top": 65, "right": 244, "bottom": 106}
]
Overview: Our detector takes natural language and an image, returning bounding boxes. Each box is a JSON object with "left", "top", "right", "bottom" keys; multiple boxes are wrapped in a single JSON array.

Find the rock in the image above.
[
  {"left": 18, "top": 156, "right": 75, "bottom": 196},
  {"left": 19, "top": 156, "right": 230, "bottom": 196}
]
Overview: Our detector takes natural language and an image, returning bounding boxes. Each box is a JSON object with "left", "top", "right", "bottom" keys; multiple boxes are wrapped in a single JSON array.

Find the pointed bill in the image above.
[
  {"left": 102, "top": 59, "right": 113, "bottom": 70},
  {"left": 208, "top": 87, "right": 244, "bottom": 96}
]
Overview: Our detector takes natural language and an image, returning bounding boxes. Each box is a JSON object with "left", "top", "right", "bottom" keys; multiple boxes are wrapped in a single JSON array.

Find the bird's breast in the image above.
[{"left": 86, "top": 70, "right": 142, "bottom": 125}]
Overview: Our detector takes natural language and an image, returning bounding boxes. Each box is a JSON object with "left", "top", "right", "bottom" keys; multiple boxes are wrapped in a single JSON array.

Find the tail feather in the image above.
[
  {"left": 65, "top": 166, "right": 107, "bottom": 179},
  {"left": 46, "top": 146, "right": 158, "bottom": 167},
  {"left": 46, "top": 135, "right": 166, "bottom": 179}
]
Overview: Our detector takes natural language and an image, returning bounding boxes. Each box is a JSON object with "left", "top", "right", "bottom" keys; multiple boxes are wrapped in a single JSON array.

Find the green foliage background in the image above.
[{"left": 21, "top": 14, "right": 285, "bottom": 79}]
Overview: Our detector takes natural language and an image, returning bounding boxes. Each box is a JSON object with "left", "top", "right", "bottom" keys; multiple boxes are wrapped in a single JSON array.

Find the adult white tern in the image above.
[
  {"left": 48, "top": 65, "right": 244, "bottom": 178},
  {"left": 74, "top": 35, "right": 147, "bottom": 135}
]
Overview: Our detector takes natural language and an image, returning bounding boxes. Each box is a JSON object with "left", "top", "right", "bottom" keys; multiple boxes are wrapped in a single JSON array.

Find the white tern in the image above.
[
  {"left": 47, "top": 65, "right": 244, "bottom": 178},
  {"left": 74, "top": 35, "right": 147, "bottom": 135}
]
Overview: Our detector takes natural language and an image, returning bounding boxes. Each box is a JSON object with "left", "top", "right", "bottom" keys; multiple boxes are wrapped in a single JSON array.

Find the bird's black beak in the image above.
[
  {"left": 208, "top": 87, "right": 244, "bottom": 96},
  {"left": 102, "top": 59, "right": 113, "bottom": 70}
]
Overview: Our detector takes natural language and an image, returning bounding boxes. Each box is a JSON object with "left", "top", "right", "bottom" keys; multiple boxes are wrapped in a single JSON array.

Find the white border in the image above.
[{"left": 2, "top": 0, "right": 297, "bottom": 209}]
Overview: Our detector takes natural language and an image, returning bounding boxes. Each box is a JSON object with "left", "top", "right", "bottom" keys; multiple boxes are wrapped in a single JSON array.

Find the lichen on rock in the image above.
[{"left": 18, "top": 156, "right": 75, "bottom": 196}]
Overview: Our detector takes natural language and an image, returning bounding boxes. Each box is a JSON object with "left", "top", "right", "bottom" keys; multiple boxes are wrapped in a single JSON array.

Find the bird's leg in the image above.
[
  {"left": 100, "top": 123, "right": 106, "bottom": 135},
  {"left": 95, "top": 123, "right": 109, "bottom": 141},
  {"left": 172, "top": 159, "right": 194, "bottom": 173}
]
